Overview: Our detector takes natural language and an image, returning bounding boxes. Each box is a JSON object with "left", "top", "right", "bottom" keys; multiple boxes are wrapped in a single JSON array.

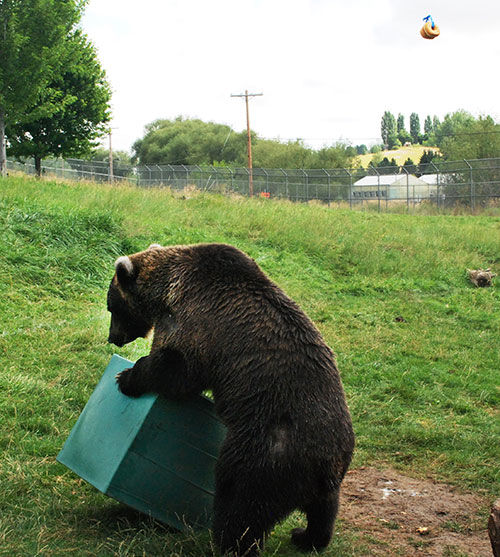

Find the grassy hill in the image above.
[
  {"left": 0, "top": 175, "right": 498, "bottom": 556},
  {"left": 357, "top": 145, "right": 440, "bottom": 168}
]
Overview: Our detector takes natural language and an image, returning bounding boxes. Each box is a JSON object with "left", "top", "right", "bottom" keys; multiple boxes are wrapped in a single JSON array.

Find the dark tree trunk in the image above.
[
  {"left": 34, "top": 155, "right": 42, "bottom": 177},
  {"left": 0, "top": 107, "right": 6, "bottom": 177}
]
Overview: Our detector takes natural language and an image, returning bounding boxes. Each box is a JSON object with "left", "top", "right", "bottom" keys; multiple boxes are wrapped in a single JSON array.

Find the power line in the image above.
[{"left": 264, "top": 130, "right": 500, "bottom": 144}]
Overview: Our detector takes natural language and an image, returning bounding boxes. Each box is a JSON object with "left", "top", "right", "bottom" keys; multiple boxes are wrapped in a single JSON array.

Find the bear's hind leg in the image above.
[
  {"left": 213, "top": 499, "right": 268, "bottom": 557},
  {"left": 291, "top": 488, "right": 339, "bottom": 551}
]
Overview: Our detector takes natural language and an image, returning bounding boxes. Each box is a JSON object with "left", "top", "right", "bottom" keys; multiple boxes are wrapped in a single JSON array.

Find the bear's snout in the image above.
[{"left": 108, "top": 332, "right": 126, "bottom": 347}]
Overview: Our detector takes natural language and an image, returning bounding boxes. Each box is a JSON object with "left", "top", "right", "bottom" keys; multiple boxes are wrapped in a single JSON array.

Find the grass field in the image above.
[
  {"left": 0, "top": 175, "right": 498, "bottom": 556},
  {"left": 357, "top": 145, "right": 440, "bottom": 168}
]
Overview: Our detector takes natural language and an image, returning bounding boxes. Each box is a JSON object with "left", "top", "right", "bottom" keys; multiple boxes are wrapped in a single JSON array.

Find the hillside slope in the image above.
[
  {"left": 357, "top": 145, "right": 440, "bottom": 167},
  {"left": 0, "top": 175, "right": 498, "bottom": 556}
]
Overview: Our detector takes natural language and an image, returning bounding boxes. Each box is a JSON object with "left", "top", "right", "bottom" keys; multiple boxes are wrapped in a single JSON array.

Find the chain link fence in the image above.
[{"left": 6, "top": 157, "right": 500, "bottom": 211}]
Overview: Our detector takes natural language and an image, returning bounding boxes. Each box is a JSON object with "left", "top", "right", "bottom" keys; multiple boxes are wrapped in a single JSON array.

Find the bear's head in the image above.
[{"left": 106, "top": 248, "right": 159, "bottom": 347}]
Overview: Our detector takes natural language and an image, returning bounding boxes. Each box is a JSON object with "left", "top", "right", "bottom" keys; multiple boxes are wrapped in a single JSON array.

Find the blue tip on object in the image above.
[
  {"left": 57, "top": 355, "right": 226, "bottom": 530},
  {"left": 423, "top": 14, "right": 435, "bottom": 28}
]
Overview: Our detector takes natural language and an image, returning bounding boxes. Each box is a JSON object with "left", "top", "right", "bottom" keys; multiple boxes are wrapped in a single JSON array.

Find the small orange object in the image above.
[{"left": 420, "top": 15, "right": 440, "bottom": 40}]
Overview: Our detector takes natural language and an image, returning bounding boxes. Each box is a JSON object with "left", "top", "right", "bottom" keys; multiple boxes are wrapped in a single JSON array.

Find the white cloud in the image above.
[{"left": 81, "top": 0, "right": 500, "bottom": 153}]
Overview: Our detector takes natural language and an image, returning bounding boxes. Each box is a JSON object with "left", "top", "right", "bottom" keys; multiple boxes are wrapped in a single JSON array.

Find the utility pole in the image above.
[{"left": 230, "top": 90, "right": 263, "bottom": 197}]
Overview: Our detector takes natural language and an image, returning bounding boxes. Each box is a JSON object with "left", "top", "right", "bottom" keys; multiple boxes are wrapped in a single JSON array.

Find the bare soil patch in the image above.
[{"left": 340, "top": 467, "right": 492, "bottom": 556}]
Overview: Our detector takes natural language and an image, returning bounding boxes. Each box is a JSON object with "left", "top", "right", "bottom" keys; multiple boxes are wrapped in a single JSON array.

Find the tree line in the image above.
[
  {"left": 380, "top": 110, "right": 500, "bottom": 160},
  {"left": 129, "top": 111, "right": 499, "bottom": 170},
  {"left": 131, "top": 117, "right": 358, "bottom": 170}
]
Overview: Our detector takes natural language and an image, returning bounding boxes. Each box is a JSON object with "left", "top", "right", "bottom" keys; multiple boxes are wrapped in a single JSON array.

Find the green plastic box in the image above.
[{"left": 57, "top": 354, "right": 226, "bottom": 530}]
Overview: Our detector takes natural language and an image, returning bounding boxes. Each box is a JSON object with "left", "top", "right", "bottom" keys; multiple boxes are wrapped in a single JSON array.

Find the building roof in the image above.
[
  {"left": 353, "top": 174, "right": 428, "bottom": 187},
  {"left": 418, "top": 173, "right": 439, "bottom": 184}
]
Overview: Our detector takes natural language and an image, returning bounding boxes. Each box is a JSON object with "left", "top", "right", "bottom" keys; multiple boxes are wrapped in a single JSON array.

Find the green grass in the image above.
[{"left": 0, "top": 175, "right": 498, "bottom": 556}]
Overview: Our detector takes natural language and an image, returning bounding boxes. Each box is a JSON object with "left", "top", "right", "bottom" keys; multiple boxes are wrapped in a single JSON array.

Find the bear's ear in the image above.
[
  {"left": 148, "top": 243, "right": 162, "bottom": 250},
  {"left": 115, "top": 256, "right": 137, "bottom": 288}
]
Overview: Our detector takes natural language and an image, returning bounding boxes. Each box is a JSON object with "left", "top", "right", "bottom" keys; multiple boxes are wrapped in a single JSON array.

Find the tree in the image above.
[
  {"left": 355, "top": 144, "right": 368, "bottom": 155},
  {"left": 395, "top": 113, "right": 412, "bottom": 144},
  {"left": 434, "top": 110, "right": 475, "bottom": 148},
  {"left": 439, "top": 115, "right": 500, "bottom": 160},
  {"left": 418, "top": 149, "right": 440, "bottom": 175},
  {"left": 410, "top": 113, "right": 421, "bottom": 144},
  {"left": 7, "top": 30, "right": 111, "bottom": 175},
  {"left": 381, "top": 111, "right": 396, "bottom": 147},
  {"left": 132, "top": 117, "right": 249, "bottom": 166},
  {"left": 376, "top": 156, "right": 398, "bottom": 175},
  {"left": 92, "top": 147, "right": 131, "bottom": 166},
  {"left": 0, "top": 0, "right": 83, "bottom": 175},
  {"left": 424, "top": 116, "right": 433, "bottom": 136},
  {"left": 132, "top": 117, "right": 357, "bottom": 169},
  {"left": 397, "top": 114, "right": 405, "bottom": 134},
  {"left": 403, "top": 157, "right": 417, "bottom": 175}
]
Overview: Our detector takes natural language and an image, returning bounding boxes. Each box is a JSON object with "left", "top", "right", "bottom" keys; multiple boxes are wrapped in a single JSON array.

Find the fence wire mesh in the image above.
[{"left": 6, "top": 157, "right": 500, "bottom": 211}]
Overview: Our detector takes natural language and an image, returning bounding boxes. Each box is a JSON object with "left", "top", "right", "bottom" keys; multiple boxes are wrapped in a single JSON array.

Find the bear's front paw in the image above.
[{"left": 116, "top": 368, "right": 144, "bottom": 398}]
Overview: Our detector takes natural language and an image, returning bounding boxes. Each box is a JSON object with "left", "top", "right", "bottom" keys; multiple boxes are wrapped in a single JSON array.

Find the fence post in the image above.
[
  {"left": 279, "top": 169, "right": 288, "bottom": 200},
  {"left": 301, "top": 169, "right": 308, "bottom": 202},
  {"left": 404, "top": 167, "right": 410, "bottom": 211},
  {"left": 430, "top": 161, "right": 440, "bottom": 210},
  {"left": 244, "top": 168, "right": 250, "bottom": 197},
  {"left": 344, "top": 168, "right": 352, "bottom": 208},
  {"left": 464, "top": 159, "right": 474, "bottom": 211},
  {"left": 372, "top": 167, "right": 380, "bottom": 212},
  {"left": 323, "top": 169, "right": 331, "bottom": 206},
  {"left": 180, "top": 164, "right": 188, "bottom": 188}
]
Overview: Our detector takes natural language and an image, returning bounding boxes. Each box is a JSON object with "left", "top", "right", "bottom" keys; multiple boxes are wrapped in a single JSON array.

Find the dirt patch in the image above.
[{"left": 340, "top": 467, "right": 492, "bottom": 556}]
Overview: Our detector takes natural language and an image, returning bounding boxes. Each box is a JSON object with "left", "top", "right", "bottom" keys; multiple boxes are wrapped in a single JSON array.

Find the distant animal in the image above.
[
  {"left": 107, "top": 243, "right": 355, "bottom": 556},
  {"left": 467, "top": 268, "right": 496, "bottom": 287}
]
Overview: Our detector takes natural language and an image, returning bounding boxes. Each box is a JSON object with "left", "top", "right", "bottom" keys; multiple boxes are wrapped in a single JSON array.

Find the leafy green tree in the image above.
[
  {"left": 395, "top": 113, "right": 412, "bottom": 144},
  {"left": 398, "top": 129, "right": 412, "bottom": 145},
  {"left": 91, "top": 147, "right": 131, "bottom": 166},
  {"left": 381, "top": 111, "right": 396, "bottom": 147},
  {"left": 0, "top": 0, "right": 83, "bottom": 175},
  {"left": 252, "top": 139, "right": 313, "bottom": 169},
  {"left": 439, "top": 115, "right": 500, "bottom": 160},
  {"left": 132, "top": 117, "right": 248, "bottom": 166},
  {"left": 419, "top": 149, "right": 438, "bottom": 165},
  {"left": 424, "top": 116, "right": 433, "bottom": 136},
  {"left": 397, "top": 114, "right": 405, "bottom": 134},
  {"left": 7, "top": 30, "right": 111, "bottom": 175},
  {"left": 376, "top": 156, "right": 398, "bottom": 175},
  {"left": 434, "top": 110, "right": 475, "bottom": 148},
  {"left": 133, "top": 117, "right": 357, "bottom": 169},
  {"left": 355, "top": 144, "right": 368, "bottom": 155},
  {"left": 403, "top": 157, "right": 417, "bottom": 175},
  {"left": 410, "top": 113, "right": 421, "bottom": 144},
  {"left": 418, "top": 149, "right": 440, "bottom": 175},
  {"left": 387, "top": 132, "right": 399, "bottom": 150}
]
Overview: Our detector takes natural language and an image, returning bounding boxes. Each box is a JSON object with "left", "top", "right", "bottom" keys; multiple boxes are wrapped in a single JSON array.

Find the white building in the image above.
[{"left": 352, "top": 174, "right": 438, "bottom": 201}]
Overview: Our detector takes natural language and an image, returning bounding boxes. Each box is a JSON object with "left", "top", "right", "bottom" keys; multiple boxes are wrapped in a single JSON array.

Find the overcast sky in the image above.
[{"left": 81, "top": 0, "right": 500, "bottom": 153}]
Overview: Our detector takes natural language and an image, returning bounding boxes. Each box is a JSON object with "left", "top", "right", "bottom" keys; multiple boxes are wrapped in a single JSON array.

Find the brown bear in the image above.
[{"left": 107, "top": 243, "right": 354, "bottom": 556}]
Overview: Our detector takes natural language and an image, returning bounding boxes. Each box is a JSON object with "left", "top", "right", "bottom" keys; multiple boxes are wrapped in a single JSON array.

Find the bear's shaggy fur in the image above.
[{"left": 107, "top": 243, "right": 354, "bottom": 556}]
